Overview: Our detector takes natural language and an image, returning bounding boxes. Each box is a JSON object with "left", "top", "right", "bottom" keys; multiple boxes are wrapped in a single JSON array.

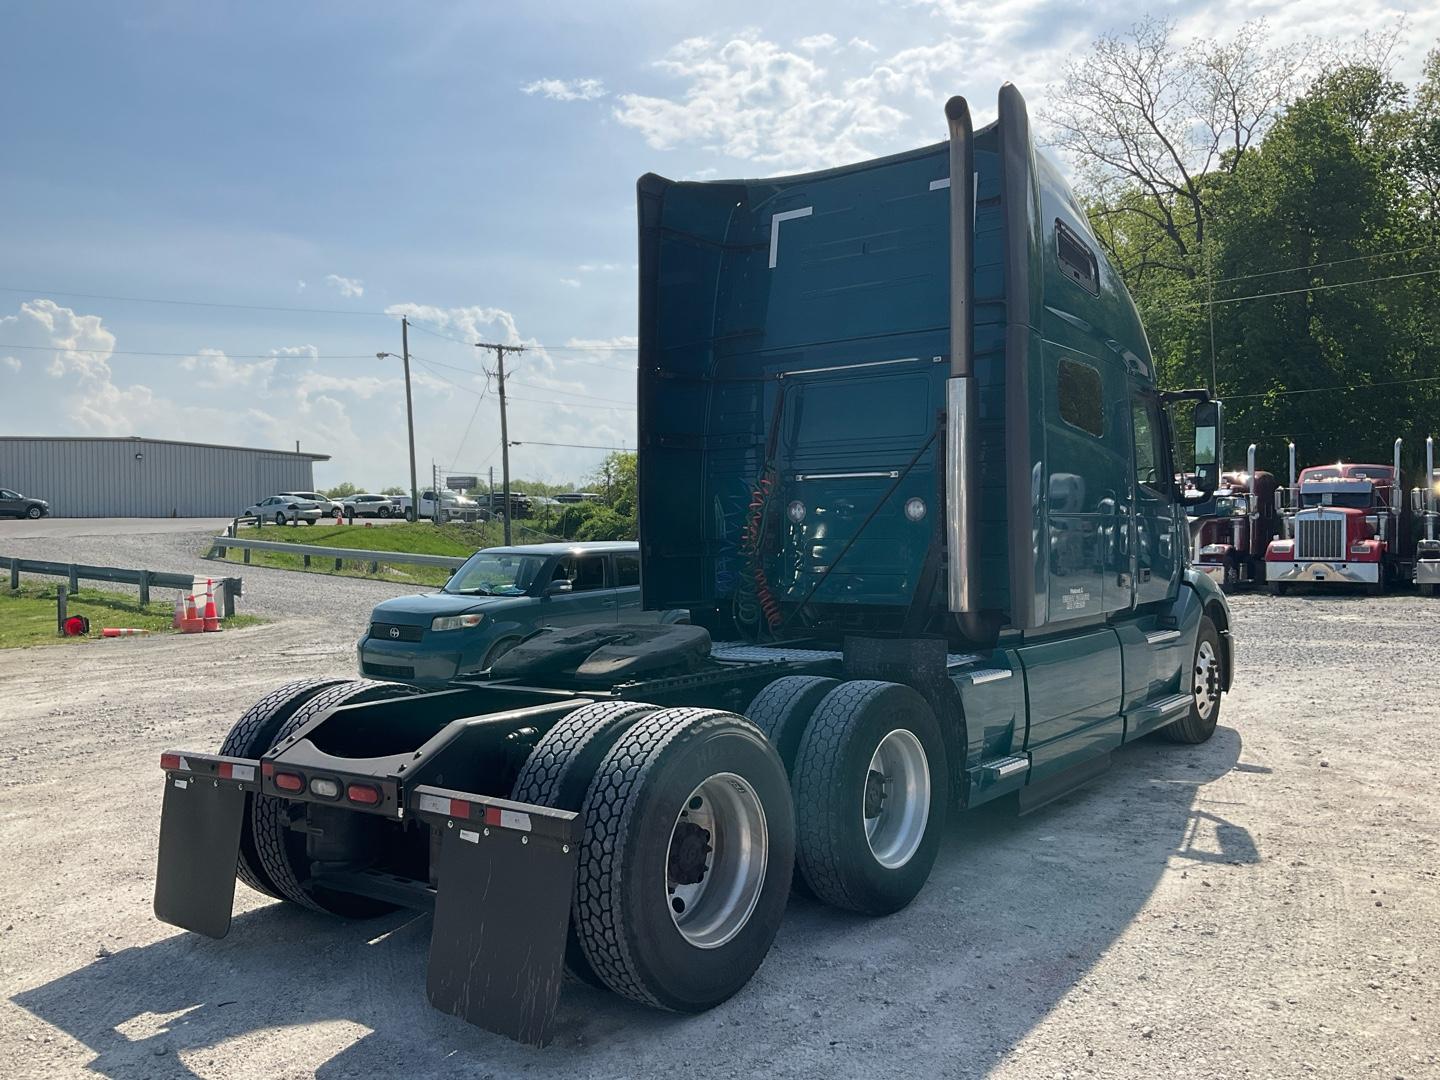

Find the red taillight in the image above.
[
  {"left": 218, "top": 762, "right": 234, "bottom": 779},
  {"left": 262, "top": 761, "right": 275, "bottom": 778},
  {"left": 273, "top": 771, "right": 304, "bottom": 793},
  {"left": 449, "top": 798, "right": 471, "bottom": 819},
  {"left": 160, "top": 753, "right": 180, "bottom": 771},
  {"left": 346, "top": 783, "right": 381, "bottom": 806}
]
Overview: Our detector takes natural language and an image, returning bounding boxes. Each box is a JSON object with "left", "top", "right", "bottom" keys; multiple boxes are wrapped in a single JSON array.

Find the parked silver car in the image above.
[
  {"left": 341, "top": 493, "right": 398, "bottom": 518},
  {"left": 280, "top": 490, "right": 342, "bottom": 517},
  {"left": 244, "top": 494, "right": 322, "bottom": 525}
]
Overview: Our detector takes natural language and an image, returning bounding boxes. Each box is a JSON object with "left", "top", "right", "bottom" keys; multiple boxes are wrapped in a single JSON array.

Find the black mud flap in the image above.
[
  {"left": 419, "top": 787, "right": 583, "bottom": 1047},
  {"left": 153, "top": 773, "right": 246, "bottom": 938}
]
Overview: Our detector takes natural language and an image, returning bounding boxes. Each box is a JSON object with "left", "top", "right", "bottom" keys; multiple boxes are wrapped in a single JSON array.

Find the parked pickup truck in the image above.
[
  {"left": 390, "top": 490, "right": 484, "bottom": 522},
  {"left": 152, "top": 84, "right": 1234, "bottom": 1047}
]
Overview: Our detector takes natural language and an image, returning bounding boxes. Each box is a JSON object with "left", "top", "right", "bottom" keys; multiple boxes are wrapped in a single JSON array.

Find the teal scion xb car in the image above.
[{"left": 358, "top": 541, "right": 684, "bottom": 687}]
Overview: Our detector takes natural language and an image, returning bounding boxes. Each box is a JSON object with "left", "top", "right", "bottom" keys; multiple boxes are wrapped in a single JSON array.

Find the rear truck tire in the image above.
[
  {"left": 511, "top": 700, "right": 660, "bottom": 985},
  {"left": 745, "top": 675, "right": 840, "bottom": 776},
  {"left": 573, "top": 707, "right": 794, "bottom": 1012},
  {"left": 251, "top": 679, "right": 424, "bottom": 916},
  {"left": 790, "top": 680, "right": 948, "bottom": 916},
  {"left": 1162, "top": 616, "right": 1223, "bottom": 744},
  {"left": 1365, "top": 581, "right": 1384, "bottom": 596},
  {"left": 219, "top": 678, "right": 354, "bottom": 899},
  {"left": 1268, "top": 582, "right": 1289, "bottom": 596}
]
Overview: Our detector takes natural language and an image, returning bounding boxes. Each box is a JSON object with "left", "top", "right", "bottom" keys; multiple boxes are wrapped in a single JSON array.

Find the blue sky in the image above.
[{"left": 2, "top": 0, "right": 1436, "bottom": 490}]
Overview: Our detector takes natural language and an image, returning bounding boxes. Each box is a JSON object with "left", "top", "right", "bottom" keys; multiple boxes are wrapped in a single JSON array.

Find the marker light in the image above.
[
  {"left": 904, "top": 497, "right": 927, "bottom": 522},
  {"left": 346, "top": 783, "right": 381, "bottom": 806},
  {"left": 273, "top": 771, "right": 305, "bottom": 793},
  {"left": 787, "top": 500, "right": 806, "bottom": 524}
]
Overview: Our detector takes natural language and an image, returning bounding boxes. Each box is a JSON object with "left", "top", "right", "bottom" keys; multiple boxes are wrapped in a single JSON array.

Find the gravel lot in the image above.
[{"left": 2, "top": 530, "right": 1437, "bottom": 1079}]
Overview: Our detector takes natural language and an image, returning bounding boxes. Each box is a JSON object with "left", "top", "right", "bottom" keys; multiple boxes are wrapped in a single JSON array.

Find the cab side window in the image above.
[
  {"left": 1131, "top": 393, "right": 1169, "bottom": 493},
  {"left": 552, "top": 555, "right": 608, "bottom": 591}
]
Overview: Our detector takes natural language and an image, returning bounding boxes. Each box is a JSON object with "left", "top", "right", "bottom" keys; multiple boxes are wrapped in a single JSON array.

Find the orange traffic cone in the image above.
[
  {"left": 102, "top": 627, "right": 152, "bottom": 637},
  {"left": 172, "top": 593, "right": 186, "bottom": 630},
  {"left": 181, "top": 593, "right": 204, "bottom": 634},
  {"left": 202, "top": 579, "right": 221, "bottom": 632}
]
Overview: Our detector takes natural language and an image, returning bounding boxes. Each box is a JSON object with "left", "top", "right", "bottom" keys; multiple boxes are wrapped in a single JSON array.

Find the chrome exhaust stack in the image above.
[
  {"left": 1393, "top": 438, "right": 1403, "bottom": 514},
  {"left": 1428, "top": 436, "right": 1436, "bottom": 541}
]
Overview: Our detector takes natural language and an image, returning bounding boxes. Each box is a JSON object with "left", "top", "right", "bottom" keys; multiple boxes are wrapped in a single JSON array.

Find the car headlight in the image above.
[{"left": 431, "top": 614, "right": 484, "bottom": 631}]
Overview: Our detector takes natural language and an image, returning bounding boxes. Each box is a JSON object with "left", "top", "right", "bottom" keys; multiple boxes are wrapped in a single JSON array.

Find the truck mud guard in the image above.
[{"left": 154, "top": 752, "right": 584, "bottom": 1046}]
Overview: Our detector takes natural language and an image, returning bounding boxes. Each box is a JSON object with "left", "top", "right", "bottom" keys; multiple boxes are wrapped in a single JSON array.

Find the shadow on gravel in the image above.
[{"left": 14, "top": 725, "right": 1252, "bottom": 1079}]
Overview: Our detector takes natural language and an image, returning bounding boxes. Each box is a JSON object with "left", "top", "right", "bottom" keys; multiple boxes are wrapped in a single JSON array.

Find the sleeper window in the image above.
[{"left": 1058, "top": 358, "right": 1105, "bottom": 439}]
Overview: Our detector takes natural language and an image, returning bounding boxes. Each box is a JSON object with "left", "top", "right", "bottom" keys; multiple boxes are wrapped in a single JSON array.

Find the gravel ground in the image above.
[
  {"left": 0, "top": 523, "right": 420, "bottom": 629},
  {"left": 2, "top": 572, "right": 1437, "bottom": 1078}
]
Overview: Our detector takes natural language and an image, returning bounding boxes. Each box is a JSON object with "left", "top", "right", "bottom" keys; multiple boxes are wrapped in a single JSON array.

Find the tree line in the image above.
[{"left": 1049, "top": 18, "right": 1440, "bottom": 478}]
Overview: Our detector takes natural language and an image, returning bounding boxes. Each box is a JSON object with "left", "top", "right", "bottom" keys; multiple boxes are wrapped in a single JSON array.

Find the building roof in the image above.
[{"left": 0, "top": 435, "right": 330, "bottom": 461}]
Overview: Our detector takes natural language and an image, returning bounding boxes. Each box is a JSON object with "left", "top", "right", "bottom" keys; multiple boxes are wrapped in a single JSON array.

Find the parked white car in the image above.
[
  {"left": 245, "top": 495, "right": 322, "bottom": 525},
  {"left": 390, "top": 490, "right": 484, "bottom": 522},
  {"left": 280, "top": 490, "right": 342, "bottom": 516},
  {"left": 341, "top": 493, "right": 398, "bottom": 518}
]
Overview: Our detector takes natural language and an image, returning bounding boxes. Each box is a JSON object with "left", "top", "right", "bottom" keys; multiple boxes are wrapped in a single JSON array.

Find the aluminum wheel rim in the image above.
[
  {"left": 665, "top": 772, "right": 768, "bottom": 950},
  {"left": 864, "top": 729, "right": 930, "bottom": 870},
  {"left": 1194, "top": 639, "right": 1220, "bottom": 720}
]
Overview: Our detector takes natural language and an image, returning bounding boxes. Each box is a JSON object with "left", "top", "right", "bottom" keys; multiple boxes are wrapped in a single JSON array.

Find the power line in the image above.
[
  {"left": 1176, "top": 267, "right": 1440, "bottom": 309},
  {"left": 1222, "top": 373, "right": 1440, "bottom": 400},
  {"left": 0, "top": 343, "right": 376, "bottom": 360},
  {"left": 1192, "top": 244, "right": 1438, "bottom": 288},
  {"left": 512, "top": 440, "right": 630, "bottom": 451},
  {"left": 506, "top": 377, "right": 634, "bottom": 405},
  {"left": 0, "top": 286, "right": 390, "bottom": 317}
]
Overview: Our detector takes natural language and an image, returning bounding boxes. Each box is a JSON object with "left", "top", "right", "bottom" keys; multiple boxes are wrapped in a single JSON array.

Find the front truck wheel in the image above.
[
  {"left": 1163, "top": 616, "right": 1223, "bottom": 744},
  {"left": 511, "top": 699, "right": 660, "bottom": 985},
  {"left": 219, "top": 678, "right": 354, "bottom": 899},
  {"left": 251, "top": 679, "right": 423, "bottom": 916},
  {"left": 791, "top": 681, "right": 948, "bottom": 916},
  {"left": 573, "top": 708, "right": 795, "bottom": 1011}
]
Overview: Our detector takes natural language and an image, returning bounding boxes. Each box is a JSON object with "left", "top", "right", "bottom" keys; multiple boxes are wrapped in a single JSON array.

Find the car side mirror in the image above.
[
  {"left": 1191, "top": 400, "right": 1224, "bottom": 496},
  {"left": 544, "top": 580, "right": 573, "bottom": 596}
]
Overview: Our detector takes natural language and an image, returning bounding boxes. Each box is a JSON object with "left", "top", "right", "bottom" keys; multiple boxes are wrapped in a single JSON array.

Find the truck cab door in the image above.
[{"left": 1129, "top": 388, "right": 1180, "bottom": 607}]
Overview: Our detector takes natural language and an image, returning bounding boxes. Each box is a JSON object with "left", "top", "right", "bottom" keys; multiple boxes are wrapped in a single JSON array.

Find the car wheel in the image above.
[
  {"left": 26, "top": 505, "right": 43, "bottom": 520},
  {"left": 304, "top": 518, "right": 315, "bottom": 526},
  {"left": 377, "top": 505, "right": 391, "bottom": 518},
  {"left": 274, "top": 512, "right": 287, "bottom": 526}
]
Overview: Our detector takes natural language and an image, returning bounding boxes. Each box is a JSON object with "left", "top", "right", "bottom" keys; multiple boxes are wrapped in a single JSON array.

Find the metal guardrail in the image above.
[
  {"left": 206, "top": 535, "right": 468, "bottom": 574},
  {"left": 2, "top": 557, "right": 242, "bottom": 616}
]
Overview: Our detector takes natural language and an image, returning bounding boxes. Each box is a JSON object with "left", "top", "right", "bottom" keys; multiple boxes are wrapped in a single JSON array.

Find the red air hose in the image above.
[{"left": 742, "top": 472, "right": 782, "bottom": 631}]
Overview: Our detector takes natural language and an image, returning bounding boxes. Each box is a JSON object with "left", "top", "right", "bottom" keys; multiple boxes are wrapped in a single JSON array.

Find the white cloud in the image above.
[
  {"left": 797, "top": 33, "right": 838, "bottom": 52},
  {"left": 849, "top": 37, "right": 879, "bottom": 53},
  {"left": 297, "top": 279, "right": 307, "bottom": 291},
  {"left": 521, "top": 77, "right": 607, "bottom": 101},
  {"left": 559, "top": 278, "right": 581, "bottom": 288},
  {"left": 577, "top": 263, "right": 623, "bottom": 273},
  {"left": 3, "top": 356, "right": 20, "bottom": 371},
  {"left": 324, "top": 273, "right": 364, "bottom": 298},
  {"left": 612, "top": 34, "right": 911, "bottom": 170}
]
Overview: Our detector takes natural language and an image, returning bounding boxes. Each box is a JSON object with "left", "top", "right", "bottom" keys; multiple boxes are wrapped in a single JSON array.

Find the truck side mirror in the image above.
[
  {"left": 1191, "top": 400, "right": 1224, "bottom": 495},
  {"left": 1411, "top": 488, "right": 1426, "bottom": 515}
]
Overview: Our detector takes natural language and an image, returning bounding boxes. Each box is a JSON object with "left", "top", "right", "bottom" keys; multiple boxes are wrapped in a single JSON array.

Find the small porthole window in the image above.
[
  {"left": 1058, "top": 357, "right": 1105, "bottom": 439},
  {"left": 1056, "top": 219, "right": 1099, "bottom": 295}
]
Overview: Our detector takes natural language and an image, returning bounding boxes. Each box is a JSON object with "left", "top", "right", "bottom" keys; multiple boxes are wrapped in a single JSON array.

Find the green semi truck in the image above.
[{"left": 152, "top": 84, "right": 1234, "bottom": 1046}]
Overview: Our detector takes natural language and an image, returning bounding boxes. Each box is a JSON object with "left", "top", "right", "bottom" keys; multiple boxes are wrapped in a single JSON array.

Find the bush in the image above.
[{"left": 574, "top": 507, "right": 634, "bottom": 542}]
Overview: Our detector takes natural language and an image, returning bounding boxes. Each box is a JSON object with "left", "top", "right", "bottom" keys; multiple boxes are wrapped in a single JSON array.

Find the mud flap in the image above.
[
  {"left": 153, "top": 775, "right": 245, "bottom": 938},
  {"left": 419, "top": 788, "right": 583, "bottom": 1046}
]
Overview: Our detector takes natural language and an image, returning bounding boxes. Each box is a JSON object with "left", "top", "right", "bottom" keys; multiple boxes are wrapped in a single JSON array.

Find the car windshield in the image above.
[
  {"left": 445, "top": 553, "right": 548, "bottom": 596},
  {"left": 1300, "top": 491, "right": 1373, "bottom": 509}
]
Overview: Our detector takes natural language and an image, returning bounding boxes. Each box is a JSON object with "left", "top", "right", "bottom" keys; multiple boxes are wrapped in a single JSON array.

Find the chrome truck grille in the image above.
[{"left": 1296, "top": 516, "right": 1344, "bottom": 560}]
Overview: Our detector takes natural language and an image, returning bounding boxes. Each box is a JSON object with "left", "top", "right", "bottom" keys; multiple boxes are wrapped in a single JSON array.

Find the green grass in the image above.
[
  {"left": 209, "top": 520, "right": 563, "bottom": 586},
  {"left": 0, "top": 583, "right": 264, "bottom": 649}
]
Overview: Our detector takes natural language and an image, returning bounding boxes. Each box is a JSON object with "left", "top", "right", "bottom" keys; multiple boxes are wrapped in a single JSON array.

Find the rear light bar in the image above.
[
  {"left": 346, "top": 783, "right": 381, "bottom": 806},
  {"left": 159, "top": 750, "right": 258, "bottom": 786},
  {"left": 273, "top": 771, "right": 305, "bottom": 793}
]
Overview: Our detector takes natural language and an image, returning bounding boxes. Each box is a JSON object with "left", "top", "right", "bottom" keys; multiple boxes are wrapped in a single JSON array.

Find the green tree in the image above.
[
  {"left": 379, "top": 485, "right": 406, "bottom": 496},
  {"left": 323, "top": 481, "right": 358, "bottom": 499},
  {"left": 590, "top": 451, "right": 637, "bottom": 518}
]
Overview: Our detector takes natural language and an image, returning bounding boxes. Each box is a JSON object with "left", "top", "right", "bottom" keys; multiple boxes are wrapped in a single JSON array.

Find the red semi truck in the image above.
[
  {"left": 1265, "top": 439, "right": 1421, "bottom": 594},
  {"left": 1192, "top": 444, "right": 1281, "bottom": 590}
]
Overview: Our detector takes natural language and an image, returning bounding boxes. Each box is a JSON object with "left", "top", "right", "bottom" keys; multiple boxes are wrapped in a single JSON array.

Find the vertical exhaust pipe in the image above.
[
  {"left": 1247, "top": 443, "right": 1257, "bottom": 517},
  {"left": 1288, "top": 442, "right": 1296, "bottom": 489},
  {"left": 1393, "top": 438, "right": 1403, "bottom": 514},
  {"left": 944, "top": 95, "right": 982, "bottom": 640},
  {"left": 1428, "top": 436, "right": 1436, "bottom": 540}
]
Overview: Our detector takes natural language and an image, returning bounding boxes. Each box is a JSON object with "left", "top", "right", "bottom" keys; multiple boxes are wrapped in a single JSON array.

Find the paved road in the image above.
[{"left": 0, "top": 521, "right": 422, "bottom": 629}]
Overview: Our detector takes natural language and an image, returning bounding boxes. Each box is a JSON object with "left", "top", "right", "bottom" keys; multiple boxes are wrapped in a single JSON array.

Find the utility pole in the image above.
[
  {"left": 377, "top": 316, "right": 419, "bottom": 523},
  {"left": 475, "top": 342, "right": 525, "bottom": 545}
]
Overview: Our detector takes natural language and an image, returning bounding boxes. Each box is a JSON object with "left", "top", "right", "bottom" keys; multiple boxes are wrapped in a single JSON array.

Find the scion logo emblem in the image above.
[{"left": 389, "top": 627, "right": 400, "bottom": 639}]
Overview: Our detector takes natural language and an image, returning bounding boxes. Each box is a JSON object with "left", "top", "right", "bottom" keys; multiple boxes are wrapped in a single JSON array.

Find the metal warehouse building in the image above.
[{"left": 0, "top": 436, "right": 329, "bottom": 518}]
